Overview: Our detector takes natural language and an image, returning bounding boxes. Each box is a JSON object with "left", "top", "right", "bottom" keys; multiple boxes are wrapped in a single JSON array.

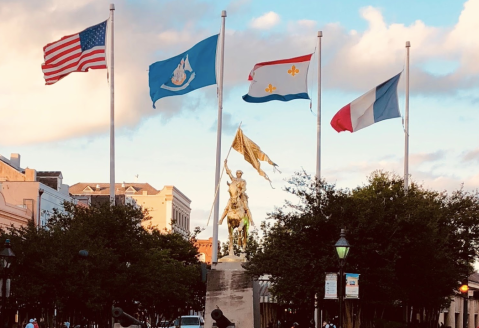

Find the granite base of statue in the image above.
[{"left": 204, "top": 256, "right": 260, "bottom": 328}]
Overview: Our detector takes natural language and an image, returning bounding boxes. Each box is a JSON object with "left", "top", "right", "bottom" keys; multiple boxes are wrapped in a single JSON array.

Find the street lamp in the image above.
[
  {"left": 0, "top": 239, "right": 16, "bottom": 328},
  {"left": 334, "top": 229, "right": 350, "bottom": 328}
]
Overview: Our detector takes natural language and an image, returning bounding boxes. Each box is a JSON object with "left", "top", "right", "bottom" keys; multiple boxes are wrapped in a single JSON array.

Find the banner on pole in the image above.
[
  {"left": 324, "top": 273, "right": 338, "bottom": 299},
  {"left": 345, "top": 273, "right": 360, "bottom": 299}
]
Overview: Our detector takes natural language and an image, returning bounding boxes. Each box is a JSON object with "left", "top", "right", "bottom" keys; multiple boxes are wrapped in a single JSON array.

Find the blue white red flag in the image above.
[
  {"left": 149, "top": 34, "right": 218, "bottom": 108},
  {"left": 242, "top": 54, "right": 312, "bottom": 103},
  {"left": 42, "top": 20, "right": 108, "bottom": 85},
  {"left": 330, "top": 72, "right": 402, "bottom": 133}
]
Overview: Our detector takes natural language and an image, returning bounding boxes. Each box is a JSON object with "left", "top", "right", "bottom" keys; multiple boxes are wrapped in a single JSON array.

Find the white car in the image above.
[
  {"left": 159, "top": 320, "right": 176, "bottom": 328},
  {"left": 175, "top": 316, "right": 205, "bottom": 328}
]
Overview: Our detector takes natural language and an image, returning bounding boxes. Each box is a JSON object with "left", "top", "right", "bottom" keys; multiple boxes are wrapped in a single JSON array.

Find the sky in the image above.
[{"left": 0, "top": 0, "right": 478, "bottom": 245}]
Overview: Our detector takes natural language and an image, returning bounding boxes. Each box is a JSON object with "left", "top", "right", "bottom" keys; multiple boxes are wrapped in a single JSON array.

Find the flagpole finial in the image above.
[
  {"left": 406, "top": 41, "right": 410, "bottom": 48},
  {"left": 318, "top": 31, "right": 323, "bottom": 37},
  {"left": 222, "top": 10, "right": 227, "bottom": 17}
]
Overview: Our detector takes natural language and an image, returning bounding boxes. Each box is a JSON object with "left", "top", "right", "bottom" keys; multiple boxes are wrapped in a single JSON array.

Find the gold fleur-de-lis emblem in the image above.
[
  {"left": 288, "top": 65, "right": 299, "bottom": 76},
  {"left": 265, "top": 84, "right": 276, "bottom": 93}
]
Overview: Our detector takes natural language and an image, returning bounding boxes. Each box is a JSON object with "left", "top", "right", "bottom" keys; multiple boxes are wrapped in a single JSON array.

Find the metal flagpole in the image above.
[
  {"left": 316, "top": 31, "right": 322, "bottom": 183},
  {"left": 212, "top": 10, "right": 226, "bottom": 263},
  {"left": 206, "top": 122, "right": 242, "bottom": 227},
  {"left": 404, "top": 41, "right": 410, "bottom": 192},
  {"left": 109, "top": 4, "right": 116, "bottom": 205}
]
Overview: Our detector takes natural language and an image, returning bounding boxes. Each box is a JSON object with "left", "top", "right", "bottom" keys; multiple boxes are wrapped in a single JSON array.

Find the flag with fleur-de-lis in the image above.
[{"left": 242, "top": 54, "right": 312, "bottom": 103}]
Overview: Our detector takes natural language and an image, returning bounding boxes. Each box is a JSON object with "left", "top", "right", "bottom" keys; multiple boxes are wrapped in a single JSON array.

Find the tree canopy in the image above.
[
  {"left": 244, "top": 171, "right": 479, "bottom": 328},
  {"left": 1, "top": 202, "right": 204, "bottom": 327}
]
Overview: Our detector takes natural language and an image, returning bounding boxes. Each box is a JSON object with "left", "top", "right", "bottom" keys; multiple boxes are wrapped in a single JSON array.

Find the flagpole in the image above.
[
  {"left": 110, "top": 3, "right": 115, "bottom": 205},
  {"left": 316, "top": 31, "right": 322, "bottom": 183},
  {"left": 109, "top": 4, "right": 116, "bottom": 205},
  {"left": 206, "top": 122, "right": 242, "bottom": 227},
  {"left": 212, "top": 10, "right": 226, "bottom": 263},
  {"left": 404, "top": 41, "right": 410, "bottom": 192}
]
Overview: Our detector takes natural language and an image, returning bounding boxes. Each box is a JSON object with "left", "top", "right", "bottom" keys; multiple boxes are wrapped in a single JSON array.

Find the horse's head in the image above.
[{"left": 228, "top": 181, "right": 241, "bottom": 207}]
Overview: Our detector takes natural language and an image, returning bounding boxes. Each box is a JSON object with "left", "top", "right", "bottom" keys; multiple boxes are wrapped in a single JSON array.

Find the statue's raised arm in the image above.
[{"left": 224, "top": 159, "right": 234, "bottom": 180}]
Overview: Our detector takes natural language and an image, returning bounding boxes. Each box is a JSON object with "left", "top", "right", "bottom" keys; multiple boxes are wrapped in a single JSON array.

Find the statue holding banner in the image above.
[{"left": 219, "top": 160, "right": 254, "bottom": 255}]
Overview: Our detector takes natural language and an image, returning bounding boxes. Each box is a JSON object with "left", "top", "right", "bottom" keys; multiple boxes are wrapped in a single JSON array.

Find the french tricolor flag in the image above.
[{"left": 331, "top": 72, "right": 402, "bottom": 133}]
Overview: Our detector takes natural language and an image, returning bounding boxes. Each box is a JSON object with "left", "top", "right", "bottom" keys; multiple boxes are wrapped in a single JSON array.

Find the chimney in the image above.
[
  {"left": 25, "top": 168, "right": 36, "bottom": 181},
  {"left": 10, "top": 153, "right": 20, "bottom": 168}
]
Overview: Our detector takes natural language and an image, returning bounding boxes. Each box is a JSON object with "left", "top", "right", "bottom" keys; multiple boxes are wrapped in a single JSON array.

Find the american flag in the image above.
[{"left": 42, "top": 20, "right": 108, "bottom": 85}]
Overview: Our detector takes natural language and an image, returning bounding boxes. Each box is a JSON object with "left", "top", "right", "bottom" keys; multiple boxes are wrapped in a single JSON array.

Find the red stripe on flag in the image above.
[
  {"left": 247, "top": 54, "right": 313, "bottom": 81},
  {"left": 43, "top": 33, "right": 77, "bottom": 51},
  {"left": 43, "top": 62, "right": 79, "bottom": 77},
  {"left": 330, "top": 103, "right": 353, "bottom": 133},
  {"left": 44, "top": 46, "right": 82, "bottom": 66},
  {"left": 78, "top": 55, "right": 107, "bottom": 71},
  {"left": 44, "top": 39, "right": 80, "bottom": 62},
  {"left": 42, "top": 53, "right": 81, "bottom": 72}
]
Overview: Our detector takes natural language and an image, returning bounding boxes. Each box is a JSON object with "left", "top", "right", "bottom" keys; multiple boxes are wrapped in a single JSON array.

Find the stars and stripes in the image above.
[{"left": 41, "top": 20, "right": 108, "bottom": 85}]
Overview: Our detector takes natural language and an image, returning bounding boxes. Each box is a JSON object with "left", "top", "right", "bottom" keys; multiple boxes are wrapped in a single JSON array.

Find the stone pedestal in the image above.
[{"left": 205, "top": 261, "right": 260, "bottom": 328}]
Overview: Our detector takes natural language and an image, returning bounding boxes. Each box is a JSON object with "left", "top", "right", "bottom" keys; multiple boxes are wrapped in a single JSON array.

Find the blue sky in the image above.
[{"left": 0, "top": 0, "right": 478, "bottom": 243}]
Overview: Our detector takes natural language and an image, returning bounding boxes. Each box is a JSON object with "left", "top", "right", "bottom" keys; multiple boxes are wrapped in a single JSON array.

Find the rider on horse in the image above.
[{"left": 219, "top": 159, "right": 254, "bottom": 227}]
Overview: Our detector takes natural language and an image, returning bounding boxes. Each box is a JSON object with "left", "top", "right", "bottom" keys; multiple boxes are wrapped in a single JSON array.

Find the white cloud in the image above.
[
  {"left": 463, "top": 148, "right": 479, "bottom": 163},
  {"left": 1, "top": 0, "right": 478, "bottom": 146},
  {"left": 296, "top": 19, "right": 317, "bottom": 29},
  {"left": 410, "top": 151, "right": 446, "bottom": 165},
  {"left": 324, "top": 0, "right": 479, "bottom": 93},
  {"left": 249, "top": 12, "right": 280, "bottom": 30}
]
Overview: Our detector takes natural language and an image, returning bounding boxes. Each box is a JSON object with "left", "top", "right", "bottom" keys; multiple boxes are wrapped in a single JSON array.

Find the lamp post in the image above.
[
  {"left": 334, "top": 229, "right": 350, "bottom": 328},
  {"left": 0, "top": 239, "right": 16, "bottom": 328}
]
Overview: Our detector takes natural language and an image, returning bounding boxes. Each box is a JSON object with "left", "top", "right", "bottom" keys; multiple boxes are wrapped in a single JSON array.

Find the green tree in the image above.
[
  {"left": 2, "top": 202, "right": 204, "bottom": 327},
  {"left": 244, "top": 171, "right": 479, "bottom": 328},
  {"left": 220, "top": 228, "right": 260, "bottom": 260}
]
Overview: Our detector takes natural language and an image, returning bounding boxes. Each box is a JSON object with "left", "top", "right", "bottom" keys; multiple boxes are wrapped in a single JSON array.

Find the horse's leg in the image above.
[
  {"left": 241, "top": 218, "right": 248, "bottom": 252},
  {"left": 238, "top": 218, "right": 245, "bottom": 232},
  {"left": 228, "top": 220, "right": 234, "bottom": 256}
]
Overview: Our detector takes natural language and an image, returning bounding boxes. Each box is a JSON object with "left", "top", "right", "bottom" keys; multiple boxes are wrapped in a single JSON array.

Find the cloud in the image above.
[
  {"left": 324, "top": 1, "right": 479, "bottom": 93},
  {"left": 463, "top": 148, "right": 479, "bottom": 163},
  {"left": 1, "top": 0, "right": 479, "bottom": 145},
  {"left": 410, "top": 151, "right": 446, "bottom": 165},
  {"left": 323, "top": 149, "right": 478, "bottom": 194},
  {"left": 249, "top": 12, "right": 280, "bottom": 30},
  {"left": 411, "top": 170, "right": 477, "bottom": 192},
  {"left": 0, "top": 0, "right": 216, "bottom": 146},
  {"left": 209, "top": 112, "right": 239, "bottom": 135}
]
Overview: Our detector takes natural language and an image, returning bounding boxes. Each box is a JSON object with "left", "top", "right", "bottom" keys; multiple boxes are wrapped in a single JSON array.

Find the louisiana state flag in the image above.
[
  {"left": 149, "top": 34, "right": 218, "bottom": 108},
  {"left": 242, "top": 54, "right": 312, "bottom": 103}
]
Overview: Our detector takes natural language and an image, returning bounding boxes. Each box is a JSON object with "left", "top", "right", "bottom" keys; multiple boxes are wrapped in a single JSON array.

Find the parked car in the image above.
[
  {"left": 175, "top": 315, "right": 205, "bottom": 328},
  {"left": 159, "top": 321, "right": 176, "bottom": 328}
]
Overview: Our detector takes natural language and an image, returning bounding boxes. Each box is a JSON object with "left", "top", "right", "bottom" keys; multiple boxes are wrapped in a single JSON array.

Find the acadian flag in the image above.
[
  {"left": 331, "top": 72, "right": 402, "bottom": 133},
  {"left": 242, "top": 54, "right": 312, "bottom": 103},
  {"left": 149, "top": 34, "right": 218, "bottom": 108},
  {"left": 231, "top": 128, "right": 279, "bottom": 182}
]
